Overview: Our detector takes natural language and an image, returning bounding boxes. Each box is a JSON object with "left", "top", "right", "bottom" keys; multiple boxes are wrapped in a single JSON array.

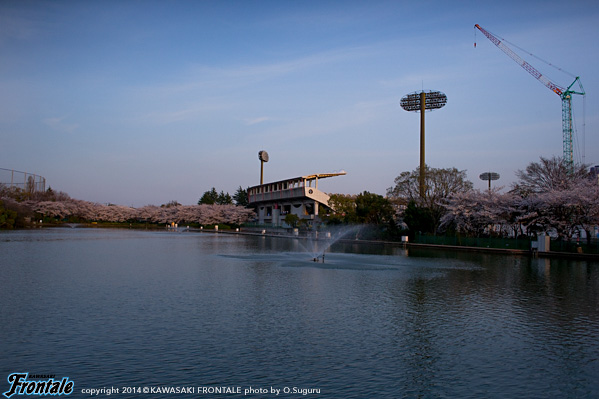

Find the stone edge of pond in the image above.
[{"left": 212, "top": 228, "right": 599, "bottom": 261}]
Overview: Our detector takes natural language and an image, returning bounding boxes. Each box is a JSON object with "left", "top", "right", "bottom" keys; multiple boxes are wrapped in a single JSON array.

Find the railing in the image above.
[
  {"left": 549, "top": 239, "right": 599, "bottom": 255},
  {"left": 249, "top": 187, "right": 306, "bottom": 203},
  {"left": 414, "top": 234, "right": 532, "bottom": 251},
  {"left": 414, "top": 234, "right": 599, "bottom": 254},
  {"left": 0, "top": 168, "right": 46, "bottom": 193}
]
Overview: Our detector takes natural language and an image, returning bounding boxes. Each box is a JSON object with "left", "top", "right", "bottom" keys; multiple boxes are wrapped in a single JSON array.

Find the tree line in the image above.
[
  {"left": 197, "top": 186, "right": 248, "bottom": 207},
  {"left": 0, "top": 185, "right": 254, "bottom": 228},
  {"left": 2, "top": 156, "right": 598, "bottom": 242},
  {"left": 303, "top": 156, "right": 598, "bottom": 243},
  {"left": 386, "top": 156, "right": 599, "bottom": 243}
]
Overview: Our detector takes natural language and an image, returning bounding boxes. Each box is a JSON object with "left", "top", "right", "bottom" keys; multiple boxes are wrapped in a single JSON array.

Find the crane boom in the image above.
[
  {"left": 474, "top": 24, "right": 564, "bottom": 96},
  {"left": 474, "top": 24, "right": 585, "bottom": 170}
]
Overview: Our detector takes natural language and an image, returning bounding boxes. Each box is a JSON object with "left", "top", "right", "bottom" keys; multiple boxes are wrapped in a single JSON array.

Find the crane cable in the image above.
[
  {"left": 572, "top": 94, "right": 588, "bottom": 166},
  {"left": 474, "top": 26, "right": 577, "bottom": 79}
]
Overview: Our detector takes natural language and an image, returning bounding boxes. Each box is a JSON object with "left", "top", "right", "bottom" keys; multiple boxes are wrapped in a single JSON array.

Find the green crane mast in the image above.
[{"left": 475, "top": 24, "right": 585, "bottom": 171}]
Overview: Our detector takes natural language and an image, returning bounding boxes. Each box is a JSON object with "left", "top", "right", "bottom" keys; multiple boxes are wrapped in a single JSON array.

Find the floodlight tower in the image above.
[
  {"left": 400, "top": 90, "right": 447, "bottom": 198},
  {"left": 479, "top": 172, "right": 500, "bottom": 190},
  {"left": 258, "top": 150, "right": 269, "bottom": 185}
]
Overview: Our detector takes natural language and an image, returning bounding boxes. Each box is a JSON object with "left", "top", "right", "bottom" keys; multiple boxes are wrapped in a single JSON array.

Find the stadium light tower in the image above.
[
  {"left": 258, "top": 150, "right": 269, "bottom": 185},
  {"left": 400, "top": 90, "right": 447, "bottom": 198},
  {"left": 479, "top": 172, "right": 500, "bottom": 190}
]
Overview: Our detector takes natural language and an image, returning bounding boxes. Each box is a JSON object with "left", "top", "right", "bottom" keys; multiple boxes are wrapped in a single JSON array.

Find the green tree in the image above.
[
  {"left": 233, "top": 186, "right": 249, "bottom": 207},
  {"left": 355, "top": 191, "right": 394, "bottom": 225},
  {"left": 198, "top": 188, "right": 234, "bottom": 205},
  {"left": 284, "top": 213, "right": 299, "bottom": 228},
  {"left": 198, "top": 188, "right": 219, "bottom": 205},
  {"left": 325, "top": 193, "right": 357, "bottom": 224},
  {"left": 0, "top": 200, "right": 18, "bottom": 229},
  {"left": 403, "top": 200, "right": 436, "bottom": 236},
  {"left": 387, "top": 165, "right": 473, "bottom": 234},
  {"left": 217, "top": 191, "right": 233, "bottom": 205}
]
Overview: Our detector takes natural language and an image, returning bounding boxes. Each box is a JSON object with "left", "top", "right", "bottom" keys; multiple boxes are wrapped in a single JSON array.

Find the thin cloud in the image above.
[
  {"left": 137, "top": 43, "right": 385, "bottom": 97},
  {"left": 132, "top": 98, "right": 238, "bottom": 126},
  {"left": 124, "top": 44, "right": 386, "bottom": 125},
  {"left": 244, "top": 116, "right": 272, "bottom": 126},
  {"left": 43, "top": 116, "right": 79, "bottom": 133},
  {"left": 193, "top": 45, "right": 378, "bottom": 81}
]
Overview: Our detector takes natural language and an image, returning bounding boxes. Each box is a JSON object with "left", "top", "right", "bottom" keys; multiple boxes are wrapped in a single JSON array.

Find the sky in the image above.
[{"left": 1, "top": 0, "right": 598, "bottom": 207}]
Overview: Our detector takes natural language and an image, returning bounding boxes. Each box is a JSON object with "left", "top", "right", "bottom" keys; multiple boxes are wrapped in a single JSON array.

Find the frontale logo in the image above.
[{"left": 3, "top": 373, "right": 74, "bottom": 398}]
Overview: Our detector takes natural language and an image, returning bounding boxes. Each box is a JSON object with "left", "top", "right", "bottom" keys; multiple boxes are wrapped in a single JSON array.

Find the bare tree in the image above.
[
  {"left": 388, "top": 165, "right": 473, "bottom": 234},
  {"left": 512, "top": 156, "right": 590, "bottom": 196}
]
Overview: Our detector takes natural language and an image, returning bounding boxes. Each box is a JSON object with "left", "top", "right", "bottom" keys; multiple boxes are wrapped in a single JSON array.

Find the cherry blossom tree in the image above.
[
  {"left": 20, "top": 197, "right": 256, "bottom": 226},
  {"left": 517, "top": 178, "right": 599, "bottom": 242},
  {"left": 569, "top": 179, "right": 599, "bottom": 243},
  {"left": 441, "top": 188, "right": 520, "bottom": 237},
  {"left": 511, "top": 156, "right": 598, "bottom": 242}
]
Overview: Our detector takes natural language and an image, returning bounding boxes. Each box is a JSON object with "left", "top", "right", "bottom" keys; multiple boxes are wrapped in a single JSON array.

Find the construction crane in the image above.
[{"left": 474, "top": 24, "right": 585, "bottom": 170}]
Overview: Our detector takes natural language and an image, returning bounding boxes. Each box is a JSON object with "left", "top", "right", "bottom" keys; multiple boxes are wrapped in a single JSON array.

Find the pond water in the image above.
[{"left": 0, "top": 228, "right": 598, "bottom": 398}]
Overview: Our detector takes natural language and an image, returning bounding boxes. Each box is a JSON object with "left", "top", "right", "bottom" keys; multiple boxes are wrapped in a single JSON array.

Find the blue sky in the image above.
[{"left": 1, "top": 0, "right": 598, "bottom": 206}]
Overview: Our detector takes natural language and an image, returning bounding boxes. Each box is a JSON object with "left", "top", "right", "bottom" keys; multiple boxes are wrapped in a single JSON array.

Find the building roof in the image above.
[
  {"left": 248, "top": 171, "right": 346, "bottom": 188},
  {"left": 301, "top": 171, "right": 347, "bottom": 180}
]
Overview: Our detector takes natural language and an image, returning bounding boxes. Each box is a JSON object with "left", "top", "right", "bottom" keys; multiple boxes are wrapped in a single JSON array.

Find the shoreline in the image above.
[
  {"left": 12, "top": 223, "right": 599, "bottom": 261},
  {"left": 209, "top": 226, "right": 599, "bottom": 261}
]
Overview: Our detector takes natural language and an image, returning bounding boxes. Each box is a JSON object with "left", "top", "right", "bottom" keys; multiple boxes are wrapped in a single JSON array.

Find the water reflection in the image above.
[{"left": 0, "top": 229, "right": 597, "bottom": 398}]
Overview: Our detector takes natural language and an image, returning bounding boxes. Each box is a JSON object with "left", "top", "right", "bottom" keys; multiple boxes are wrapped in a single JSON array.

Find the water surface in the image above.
[{"left": 1, "top": 228, "right": 597, "bottom": 398}]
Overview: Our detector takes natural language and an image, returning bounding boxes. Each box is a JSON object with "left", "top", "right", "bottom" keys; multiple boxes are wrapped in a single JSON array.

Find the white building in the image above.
[
  {"left": 590, "top": 165, "right": 599, "bottom": 185},
  {"left": 248, "top": 172, "right": 346, "bottom": 226}
]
